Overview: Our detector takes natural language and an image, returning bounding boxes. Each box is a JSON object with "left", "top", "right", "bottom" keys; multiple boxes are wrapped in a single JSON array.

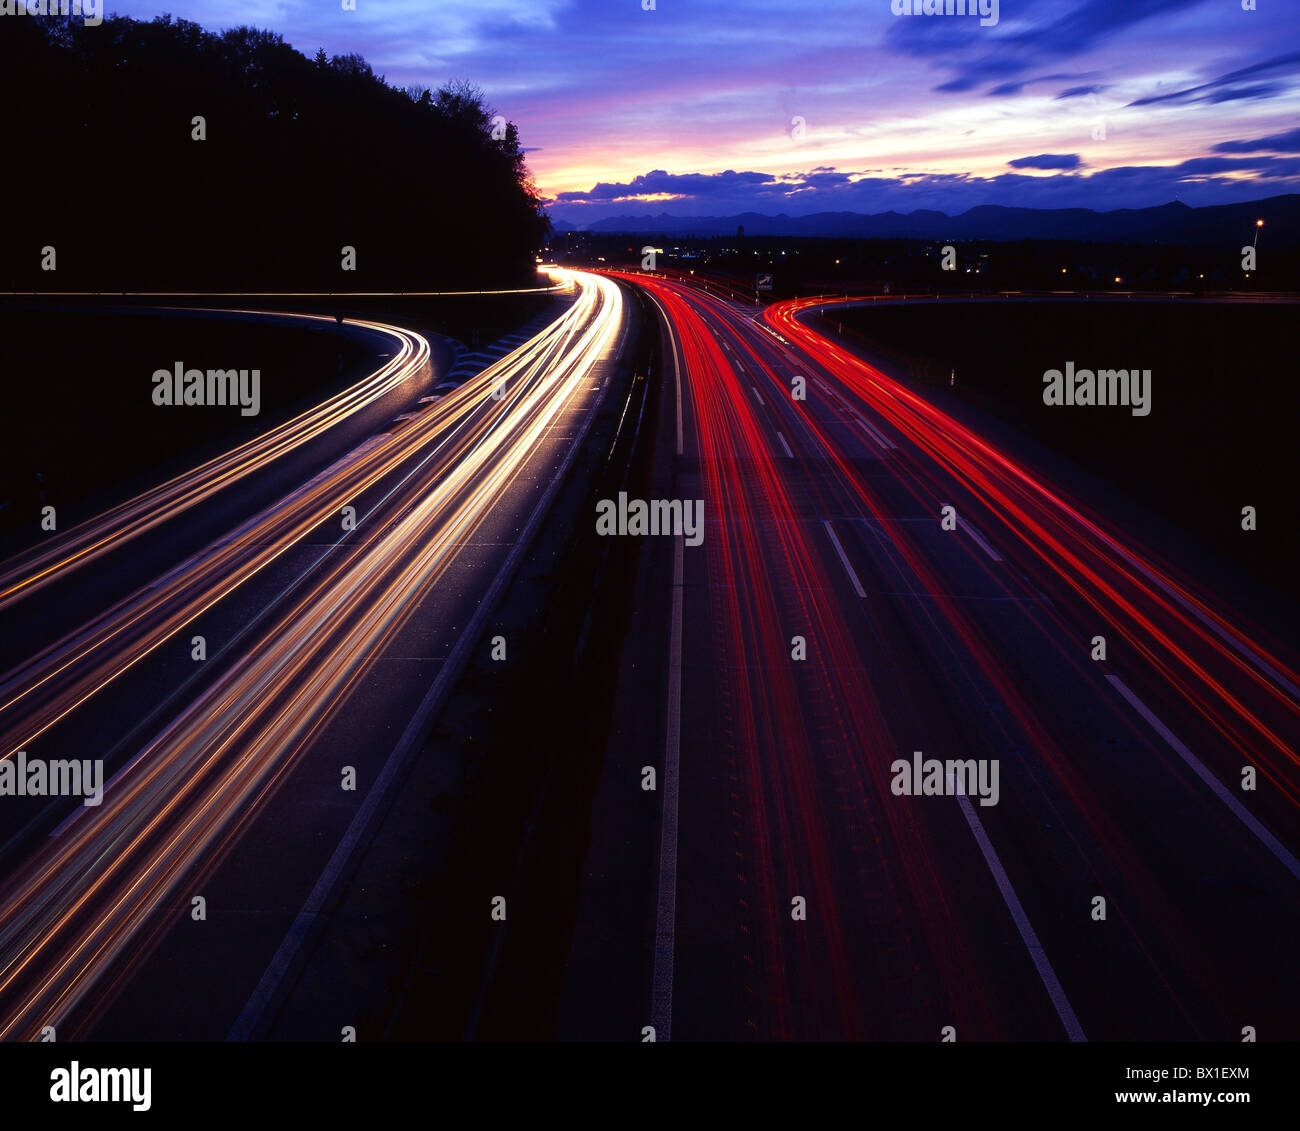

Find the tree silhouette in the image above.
[{"left": 0, "top": 14, "right": 549, "bottom": 290}]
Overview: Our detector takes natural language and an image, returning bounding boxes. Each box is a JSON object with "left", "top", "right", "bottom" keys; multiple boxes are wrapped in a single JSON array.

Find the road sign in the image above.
[{"left": 756, "top": 273, "right": 774, "bottom": 292}]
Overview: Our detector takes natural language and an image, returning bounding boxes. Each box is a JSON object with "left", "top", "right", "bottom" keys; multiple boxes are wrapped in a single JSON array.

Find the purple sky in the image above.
[{"left": 107, "top": 0, "right": 1300, "bottom": 223}]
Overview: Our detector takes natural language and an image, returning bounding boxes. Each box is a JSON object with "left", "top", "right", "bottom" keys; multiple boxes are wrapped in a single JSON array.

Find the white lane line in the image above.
[
  {"left": 960, "top": 517, "right": 1003, "bottom": 562},
  {"left": 775, "top": 431, "right": 794, "bottom": 459},
  {"left": 816, "top": 377, "right": 853, "bottom": 411},
  {"left": 672, "top": 340, "right": 684, "bottom": 455},
  {"left": 856, "top": 416, "right": 897, "bottom": 452},
  {"left": 954, "top": 780, "right": 1088, "bottom": 1042},
  {"left": 1106, "top": 674, "right": 1300, "bottom": 882},
  {"left": 817, "top": 334, "right": 1294, "bottom": 700},
  {"left": 813, "top": 356, "right": 1293, "bottom": 699},
  {"left": 652, "top": 536, "right": 685, "bottom": 1040},
  {"left": 815, "top": 376, "right": 897, "bottom": 450},
  {"left": 644, "top": 289, "right": 685, "bottom": 456},
  {"left": 853, "top": 420, "right": 885, "bottom": 456},
  {"left": 751, "top": 385, "right": 765, "bottom": 406},
  {"left": 823, "top": 520, "right": 866, "bottom": 598}
]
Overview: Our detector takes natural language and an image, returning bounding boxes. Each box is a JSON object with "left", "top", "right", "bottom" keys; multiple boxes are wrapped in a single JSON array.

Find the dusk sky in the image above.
[{"left": 110, "top": 0, "right": 1300, "bottom": 223}]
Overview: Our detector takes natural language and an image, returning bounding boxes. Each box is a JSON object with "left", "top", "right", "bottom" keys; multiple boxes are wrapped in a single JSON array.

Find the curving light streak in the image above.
[
  {"left": 608, "top": 270, "right": 960, "bottom": 1039},
  {"left": 0, "top": 269, "right": 622, "bottom": 1039},
  {"left": 767, "top": 296, "right": 1300, "bottom": 806},
  {"left": 0, "top": 312, "right": 431, "bottom": 611},
  {"left": 0, "top": 278, "right": 599, "bottom": 764},
  {"left": 609, "top": 269, "right": 1298, "bottom": 1040}
]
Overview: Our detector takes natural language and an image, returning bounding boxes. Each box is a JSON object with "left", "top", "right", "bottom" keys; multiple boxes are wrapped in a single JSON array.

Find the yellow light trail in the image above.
[
  {"left": 0, "top": 312, "right": 431, "bottom": 610},
  {"left": 0, "top": 269, "right": 622, "bottom": 1040}
]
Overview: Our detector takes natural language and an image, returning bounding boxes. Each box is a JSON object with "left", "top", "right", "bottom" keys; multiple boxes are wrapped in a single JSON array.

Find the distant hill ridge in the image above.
[{"left": 552, "top": 195, "right": 1299, "bottom": 246}]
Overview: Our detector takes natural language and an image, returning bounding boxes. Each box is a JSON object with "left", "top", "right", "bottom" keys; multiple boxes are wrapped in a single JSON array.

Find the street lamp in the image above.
[{"left": 1253, "top": 218, "right": 1264, "bottom": 252}]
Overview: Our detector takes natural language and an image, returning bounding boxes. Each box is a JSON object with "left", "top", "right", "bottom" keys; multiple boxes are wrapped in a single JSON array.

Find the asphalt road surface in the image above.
[
  {"left": 561, "top": 273, "right": 1299, "bottom": 1042},
  {"left": 0, "top": 271, "right": 628, "bottom": 1039}
]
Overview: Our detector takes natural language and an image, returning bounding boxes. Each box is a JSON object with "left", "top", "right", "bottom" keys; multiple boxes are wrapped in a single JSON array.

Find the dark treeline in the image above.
[{"left": 0, "top": 14, "right": 549, "bottom": 290}]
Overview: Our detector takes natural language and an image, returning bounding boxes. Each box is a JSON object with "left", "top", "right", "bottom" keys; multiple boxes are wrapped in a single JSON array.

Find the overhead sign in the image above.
[{"left": 756, "top": 273, "right": 774, "bottom": 291}]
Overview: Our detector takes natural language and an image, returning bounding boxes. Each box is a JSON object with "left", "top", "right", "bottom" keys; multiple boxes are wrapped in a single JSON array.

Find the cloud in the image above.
[
  {"left": 1008, "top": 153, "right": 1084, "bottom": 170},
  {"left": 889, "top": 0, "right": 1217, "bottom": 96},
  {"left": 989, "top": 74, "right": 1098, "bottom": 98},
  {"left": 100, "top": 0, "right": 1300, "bottom": 216},
  {"left": 551, "top": 156, "right": 1300, "bottom": 223},
  {"left": 928, "top": 56, "right": 1025, "bottom": 93},
  {"left": 1202, "top": 82, "right": 1288, "bottom": 104},
  {"left": 1056, "top": 84, "right": 1103, "bottom": 100},
  {"left": 1175, "top": 154, "right": 1300, "bottom": 178},
  {"left": 1127, "top": 50, "right": 1300, "bottom": 107},
  {"left": 554, "top": 169, "right": 780, "bottom": 203},
  {"left": 1005, "top": 0, "right": 1213, "bottom": 59},
  {"left": 1214, "top": 126, "right": 1300, "bottom": 155}
]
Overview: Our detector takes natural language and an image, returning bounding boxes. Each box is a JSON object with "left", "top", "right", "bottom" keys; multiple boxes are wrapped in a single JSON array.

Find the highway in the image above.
[
  {"left": 0, "top": 313, "right": 432, "bottom": 612},
  {"left": 1, "top": 266, "right": 1294, "bottom": 1043},
  {"left": 0, "top": 270, "right": 627, "bottom": 1039},
  {"left": 569, "top": 272, "right": 1300, "bottom": 1041}
]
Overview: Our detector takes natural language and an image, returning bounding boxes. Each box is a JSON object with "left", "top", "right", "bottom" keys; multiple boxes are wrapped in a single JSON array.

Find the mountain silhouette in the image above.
[{"left": 552, "top": 196, "right": 1297, "bottom": 246}]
